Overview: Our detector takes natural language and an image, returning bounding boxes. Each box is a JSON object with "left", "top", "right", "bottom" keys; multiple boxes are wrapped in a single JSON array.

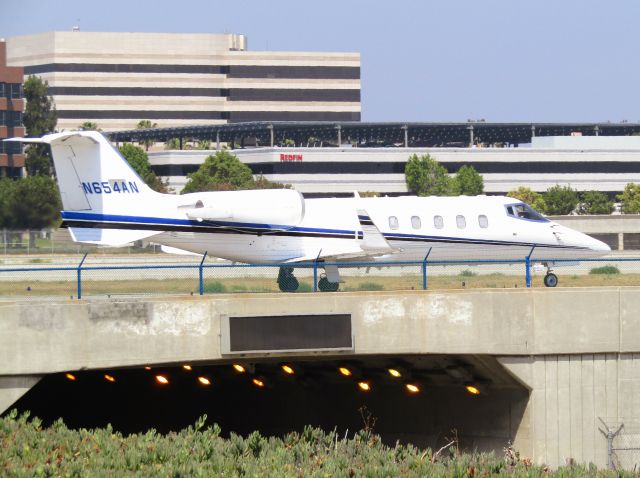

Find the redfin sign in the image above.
[{"left": 280, "top": 153, "right": 303, "bottom": 162}]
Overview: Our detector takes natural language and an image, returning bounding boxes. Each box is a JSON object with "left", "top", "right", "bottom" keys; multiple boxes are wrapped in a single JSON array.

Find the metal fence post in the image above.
[
  {"left": 313, "top": 261, "right": 318, "bottom": 292},
  {"left": 77, "top": 253, "right": 88, "bottom": 299},
  {"left": 599, "top": 417, "right": 624, "bottom": 470},
  {"left": 199, "top": 251, "right": 208, "bottom": 296},
  {"left": 422, "top": 248, "right": 432, "bottom": 290},
  {"left": 525, "top": 245, "right": 536, "bottom": 288}
]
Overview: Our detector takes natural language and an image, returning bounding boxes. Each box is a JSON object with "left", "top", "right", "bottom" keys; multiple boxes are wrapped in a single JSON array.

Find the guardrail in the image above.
[{"left": 1, "top": 255, "right": 640, "bottom": 299}]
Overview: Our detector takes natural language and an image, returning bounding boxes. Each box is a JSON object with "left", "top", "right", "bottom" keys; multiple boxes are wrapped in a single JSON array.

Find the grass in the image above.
[
  {"left": 2, "top": 271, "right": 640, "bottom": 298},
  {"left": 27, "top": 258, "right": 51, "bottom": 264}
]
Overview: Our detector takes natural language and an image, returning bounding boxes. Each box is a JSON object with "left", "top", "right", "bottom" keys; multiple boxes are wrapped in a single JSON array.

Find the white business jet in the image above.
[{"left": 8, "top": 131, "right": 610, "bottom": 290}]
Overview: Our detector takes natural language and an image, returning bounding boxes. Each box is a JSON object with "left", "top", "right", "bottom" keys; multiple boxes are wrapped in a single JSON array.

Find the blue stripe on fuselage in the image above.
[{"left": 61, "top": 211, "right": 585, "bottom": 250}]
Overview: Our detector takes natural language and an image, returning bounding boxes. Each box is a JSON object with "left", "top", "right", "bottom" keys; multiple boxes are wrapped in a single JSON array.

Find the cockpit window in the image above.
[{"left": 505, "top": 203, "right": 548, "bottom": 222}]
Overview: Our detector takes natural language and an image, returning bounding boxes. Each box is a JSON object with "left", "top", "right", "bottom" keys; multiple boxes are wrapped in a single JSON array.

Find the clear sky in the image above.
[{"left": 2, "top": 0, "right": 639, "bottom": 123}]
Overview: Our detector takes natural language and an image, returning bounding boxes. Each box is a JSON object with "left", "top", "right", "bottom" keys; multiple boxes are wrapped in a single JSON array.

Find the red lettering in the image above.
[{"left": 279, "top": 153, "right": 303, "bottom": 162}]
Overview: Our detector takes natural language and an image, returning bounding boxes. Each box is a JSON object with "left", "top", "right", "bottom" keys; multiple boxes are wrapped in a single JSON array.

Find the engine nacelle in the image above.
[{"left": 181, "top": 189, "right": 305, "bottom": 226}]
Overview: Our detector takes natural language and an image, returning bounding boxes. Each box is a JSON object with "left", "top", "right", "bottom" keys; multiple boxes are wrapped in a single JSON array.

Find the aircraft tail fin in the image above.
[
  {"left": 5, "top": 131, "right": 159, "bottom": 213},
  {"left": 5, "top": 131, "right": 166, "bottom": 246}
]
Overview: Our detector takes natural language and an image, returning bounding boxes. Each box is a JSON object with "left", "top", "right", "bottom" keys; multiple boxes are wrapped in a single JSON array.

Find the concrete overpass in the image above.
[{"left": 1, "top": 288, "right": 639, "bottom": 468}]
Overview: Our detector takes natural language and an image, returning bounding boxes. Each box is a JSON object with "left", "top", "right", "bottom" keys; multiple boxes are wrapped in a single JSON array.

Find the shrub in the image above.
[
  {"left": 358, "top": 282, "right": 385, "bottom": 291},
  {"left": 0, "top": 412, "right": 623, "bottom": 477},
  {"left": 589, "top": 265, "right": 620, "bottom": 275},
  {"left": 204, "top": 281, "right": 227, "bottom": 293},
  {"left": 297, "top": 282, "right": 314, "bottom": 292},
  {"left": 459, "top": 269, "right": 478, "bottom": 277}
]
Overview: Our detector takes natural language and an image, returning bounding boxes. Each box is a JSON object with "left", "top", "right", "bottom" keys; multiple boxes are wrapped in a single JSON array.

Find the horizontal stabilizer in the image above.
[
  {"left": 69, "top": 228, "right": 160, "bottom": 246},
  {"left": 160, "top": 245, "right": 204, "bottom": 256}
]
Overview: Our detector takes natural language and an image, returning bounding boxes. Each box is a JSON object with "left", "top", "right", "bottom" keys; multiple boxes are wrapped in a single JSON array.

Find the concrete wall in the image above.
[{"left": 2, "top": 288, "right": 640, "bottom": 467}]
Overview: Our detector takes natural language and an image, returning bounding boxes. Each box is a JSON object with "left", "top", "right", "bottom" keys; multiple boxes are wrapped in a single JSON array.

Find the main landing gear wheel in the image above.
[
  {"left": 277, "top": 267, "right": 299, "bottom": 292},
  {"left": 544, "top": 273, "right": 558, "bottom": 288},
  {"left": 318, "top": 275, "right": 340, "bottom": 292}
]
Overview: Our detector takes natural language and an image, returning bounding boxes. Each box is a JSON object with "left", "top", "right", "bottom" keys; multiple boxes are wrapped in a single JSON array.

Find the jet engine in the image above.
[{"left": 180, "top": 189, "right": 305, "bottom": 226}]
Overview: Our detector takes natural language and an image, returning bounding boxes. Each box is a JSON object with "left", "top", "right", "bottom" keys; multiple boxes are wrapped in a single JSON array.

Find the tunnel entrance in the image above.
[{"left": 5, "top": 355, "right": 528, "bottom": 453}]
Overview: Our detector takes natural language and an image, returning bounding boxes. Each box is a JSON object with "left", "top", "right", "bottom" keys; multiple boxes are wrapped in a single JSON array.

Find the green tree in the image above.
[
  {"left": 253, "top": 174, "right": 290, "bottom": 190},
  {"left": 507, "top": 187, "right": 547, "bottom": 213},
  {"left": 617, "top": 183, "right": 640, "bottom": 213},
  {"left": 11, "top": 176, "right": 62, "bottom": 246},
  {"left": 23, "top": 76, "right": 57, "bottom": 176},
  {"left": 164, "top": 138, "right": 181, "bottom": 150},
  {"left": 454, "top": 164, "right": 484, "bottom": 195},
  {"left": 0, "top": 179, "right": 17, "bottom": 229},
  {"left": 196, "top": 139, "right": 211, "bottom": 150},
  {"left": 118, "top": 143, "right": 168, "bottom": 193},
  {"left": 78, "top": 121, "right": 100, "bottom": 131},
  {"left": 578, "top": 191, "right": 614, "bottom": 215},
  {"left": 136, "top": 119, "right": 158, "bottom": 151},
  {"left": 182, "top": 150, "right": 255, "bottom": 193},
  {"left": 181, "top": 150, "right": 288, "bottom": 193},
  {"left": 544, "top": 185, "right": 579, "bottom": 215},
  {"left": 405, "top": 154, "right": 455, "bottom": 196}
]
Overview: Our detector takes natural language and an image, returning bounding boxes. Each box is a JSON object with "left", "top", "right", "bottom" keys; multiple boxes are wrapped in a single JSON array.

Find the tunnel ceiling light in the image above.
[
  {"left": 155, "top": 375, "right": 169, "bottom": 385},
  {"left": 233, "top": 364, "right": 246, "bottom": 373},
  {"left": 104, "top": 374, "right": 116, "bottom": 383},
  {"left": 281, "top": 364, "right": 295, "bottom": 375},
  {"left": 405, "top": 383, "right": 420, "bottom": 394},
  {"left": 65, "top": 373, "right": 76, "bottom": 381},
  {"left": 465, "top": 384, "right": 481, "bottom": 395},
  {"left": 197, "top": 376, "right": 211, "bottom": 386},
  {"left": 144, "top": 366, "right": 152, "bottom": 370},
  {"left": 252, "top": 377, "right": 266, "bottom": 388},
  {"left": 338, "top": 366, "right": 352, "bottom": 377},
  {"left": 182, "top": 365, "right": 193, "bottom": 371},
  {"left": 388, "top": 368, "right": 402, "bottom": 378},
  {"left": 357, "top": 381, "right": 371, "bottom": 392}
]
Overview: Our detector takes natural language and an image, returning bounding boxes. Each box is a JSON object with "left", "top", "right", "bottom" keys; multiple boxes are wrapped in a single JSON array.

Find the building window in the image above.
[
  {"left": 456, "top": 215, "right": 466, "bottom": 229},
  {"left": 411, "top": 216, "right": 421, "bottom": 229},
  {"left": 434, "top": 215, "right": 444, "bottom": 229},
  {"left": 478, "top": 215, "right": 489, "bottom": 228},
  {"left": 9, "top": 111, "right": 23, "bottom": 127},
  {"left": 0, "top": 111, "right": 5, "bottom": 126},
  {"left": 389, "top": 216, "right": 399, "bottom": 230},
  {"left": 9, "top": 84, "right": 22, "bottom": 99},
  {"left": 0, "top": 83, "right": 5, "bottom": 98},
  {"left": 0, "top": 141, "right": 22, "bottom": 154}
]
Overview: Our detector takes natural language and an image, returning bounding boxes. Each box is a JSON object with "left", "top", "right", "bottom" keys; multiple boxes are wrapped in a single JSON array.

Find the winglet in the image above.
[{"left": 356, "top": 208, "right": 394, "bottom": 252}]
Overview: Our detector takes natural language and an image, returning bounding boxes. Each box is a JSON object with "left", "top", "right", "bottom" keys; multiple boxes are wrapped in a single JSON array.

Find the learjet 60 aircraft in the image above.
[{"left": 8, "top": 131, "right": 610, "bottom": 290}]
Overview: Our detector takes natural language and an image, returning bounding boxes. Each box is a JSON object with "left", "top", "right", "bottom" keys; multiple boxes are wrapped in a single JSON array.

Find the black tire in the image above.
[
  {"left": 544, "top": 273, "right": 558, "bottom": 288},
  {"left": 277, "top": 267, "right": 299, "bottom": 292},
  {"left": 318, "top": 276, "right": 339, "bottom": 292}
]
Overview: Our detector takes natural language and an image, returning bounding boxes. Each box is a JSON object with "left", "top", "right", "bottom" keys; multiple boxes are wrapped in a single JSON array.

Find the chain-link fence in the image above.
[
  {"left": 2, "top": 254, "right": 640, "bottom": 299},
  {"left": 0, "top": 229, "right": 162, "bottom": 256},
  {"left": 600, "top": 418, "right": 640, "bottom": 471}
]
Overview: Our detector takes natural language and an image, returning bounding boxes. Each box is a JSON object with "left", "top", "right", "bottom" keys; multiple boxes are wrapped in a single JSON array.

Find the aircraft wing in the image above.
[{"left": 283, "top": 207, "right": 399, "bottom": 264}]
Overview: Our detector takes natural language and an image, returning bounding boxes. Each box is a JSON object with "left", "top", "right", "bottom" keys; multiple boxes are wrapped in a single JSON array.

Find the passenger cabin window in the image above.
[
  {"left": 505, "top": 203, "right": 548, "bottom": 222},
  {"left": 389, "top": 216, "right": 399, "bottom": 230},
  {"left": 478, "top": 215, "right": 489, "bottom": 228},
  {"left": 411, "top": 216, "right": 421, "bottom": 229},
  {"left": 456, "top": 215, "right": 466, "bottom": 229},
  {"left": 434, "top": 215, "right": 444, "bottom": 229}
]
